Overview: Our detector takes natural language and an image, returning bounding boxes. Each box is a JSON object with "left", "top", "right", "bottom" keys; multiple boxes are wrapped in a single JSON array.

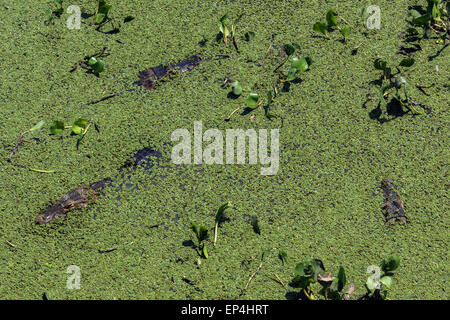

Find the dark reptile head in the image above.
[
  {"left": 35, "top": 204, "right": 64, "bottom": 224},
  {"left": 35, "top": 213, "right": 53, "bottom": 225}
]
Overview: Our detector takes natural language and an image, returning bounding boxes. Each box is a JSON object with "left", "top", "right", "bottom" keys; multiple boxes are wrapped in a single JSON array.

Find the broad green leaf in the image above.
[
  {"left": 341, "top": 25, "right": 351, "bottom": 39},
  {"left": 374, "top": 58, "right": 387, "bottom": 71},
  {"left": 381, "top": 255, "right": 400, "bottom": 272},
  {"left": 313, "top": 22, "right": 328, "bottom": 36},
  {"left": 385, "top": 67, "right": 392, "bottom": 79},
  {"left": 283, "top": 44, "right": 296, "bottom": 56},
  {"left": 296, "top": 57, "right": 309, "bottom": 72},
  {"left": 50, "top": 120, "right": 65, "bottom": 134},
  {"left": 406, "top": 28, "right": 419, "bottom": 36},
  {"left": 223, "top": 26, "right": 230, "bottom": 37},
  {"left": 92, "top": 60, "right": 105, "bottom": 73},
  {"left": 72, "top": 118, "right": 88, "bottom": 135},
  {"left": 291, "top": 57, "right": 301, "bottom": 70},
  {"left": 294, "top": 263, "right": 307, "bottom": 277},
  {"left": 286, "top": 68, "right": 297, "bottom": 81},
  {"left": 99, "top": 3, "right": 112, "bottom": 14},
  {"left": 366, "top": 276, "right": 378, "bottom": 292},
  {"left": 88, "top": 57, "right": 97, "bottom": 66},
  {"left": 29, "top": 120, "right": 45, "bottom": 132},
  {"left": 198, "top": 225, "right": 208, "bottom": 242},
  {"left": 215, "top": 201, "right": 232, "bottom": 223},
  {"left": 432, "top": 2, "right": 440, "bottom": 21},
  {"left": 380, "top": 276, "right": 393, "bottom": 289},
  {"left": 267, "top": 90, "right": 273, "bottom": 105},
  {"left": 326, "top": 9, "right": 338, "bottom": 27},
  {"left": 413, "top": 15, "right": 430, "bottom": 26},
  {"left": 245, "top": 93, "right": 259, "bottom": 108},
  {"left": 409, "top": 9, "right": 421, "bottom": 19},
  {"left": 202, "top": 245, "right": 208, "bottom": 259},
  {"left": 96, "top": 13, "right": 106, "bottom": 24},
  {"left": 395, "top": 76, "right": 407, "bottom": 88},
  {"left": 399, "top": 57, "right": 415, "bottom": 67},
  {"left": 231, "top": 81, "right": 242, "bottom": 96},
  {"left": 191, "top": 222, "right": 199, "bottom": 238}
]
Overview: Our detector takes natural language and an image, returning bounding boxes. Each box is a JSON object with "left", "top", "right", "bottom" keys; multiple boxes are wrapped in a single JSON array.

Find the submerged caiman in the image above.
[{"left": 35, "top": 147, "right": 161, "bottom": 224}]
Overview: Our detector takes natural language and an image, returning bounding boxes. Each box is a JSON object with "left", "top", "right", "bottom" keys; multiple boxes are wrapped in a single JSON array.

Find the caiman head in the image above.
[{"left": 35, "top": 204, "right": 65, "bottom": 225}]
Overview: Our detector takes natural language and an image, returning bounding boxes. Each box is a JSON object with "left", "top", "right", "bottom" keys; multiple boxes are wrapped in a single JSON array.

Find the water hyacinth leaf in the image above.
[
  {"left": 198, "top": 225, "right": 208, "bottom": 242},
  {"left": 231, "top": 81, "right": 242, "bottom": 96},
  {"left": 294, "top": 262, "right": 307, "bottom": 277},
  {"left": 290, "top": 57, "right": 301, "bottom": 70},
  {"left": 380, "top": 276, "right": 393, "bottom": 289},
  {"left": 409, "top": 9, "right": 421, "bottom": 19},
  {"left": 326, "top": 9, "right": 338, "bottom": 27},
  {"left": 395, "top": 76, "right": 407, "bottom": 88},
  {"left": 406, "top": 28, "right": 419, "bottom": 36},
  {"left": 202, "top": 245, "right": 208, "bottom": 259},
  {"left": 385, "top": 67, "right": 392, "bottom": 79},
  {"left": 96, "top": 13, "right": 106, "bottom": 24},
  {"left": 29, "top": 120, "right": 45, "bottom": 132},
  {"left": 245, "top": 93, "right": 259, "bottom": 108},
  {"left": 296, "top": 57, "right": 309, "bottom": 72},
  {"left": 286, "top": 68, "right": 298, "bottom": 81},
  {"left": 312, "top": 259, "right": 325, "bottom": 279},
  {"left": 432, "top": 2, "right": 440, "bottom": 21},
  {"left": 191, "top": 222, "right": 199, "bottom": 238},
  {"left": 366, "top": 276, "right": 378, "bottom": 292},
  {"left": 92, "top": 60, "right": 105, "bottom": 73},
  {"left": 267, "top": 90, "right": 273, "bottom": 105},
  {"left": 313, "top": 22, "right": 328, "bottom": 36},
  {"left": 381, "top": 255, "right": 400, "bottom": 272},
  {"left": 219, "top": 24, "right": 230, "bottom": 37},
  {"left": 399, "top": 57, "right": 415, "bottom": 67},
  {"left": 374, "top": 58, "right": 387, "bottom": 71},
  {"left": 98, "top": 2, "right": 112, "bottom": 14},
  {"left": 413, "top": 15, "right": 430, "bottom": 26},
  {"left": 50, "top": 120, "right": 65, "bottom": 134},
  {"left": 215, "top": 201, "right": 232, "bottom": 223},
  {"left": 88, "top": 57, "right": 98, "bottom": 66},
  {"left": 341, "top": 25, "right": 351, "bottom": 39},
  {"left": 283, "top": 43, "right": 296, "bottom": 56},
  {"left": 72, "top": 118, "right": 88, "bottom": 135}
]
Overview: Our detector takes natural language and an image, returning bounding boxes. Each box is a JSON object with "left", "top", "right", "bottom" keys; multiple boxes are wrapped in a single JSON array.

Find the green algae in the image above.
[{"left": 0, "top": 0, "right": 448, "bottom": 300}]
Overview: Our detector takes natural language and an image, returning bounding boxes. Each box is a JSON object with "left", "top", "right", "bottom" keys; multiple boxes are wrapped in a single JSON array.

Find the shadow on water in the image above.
[{"left": 367, "top": 98, "right": 409, "bottom": 124}]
